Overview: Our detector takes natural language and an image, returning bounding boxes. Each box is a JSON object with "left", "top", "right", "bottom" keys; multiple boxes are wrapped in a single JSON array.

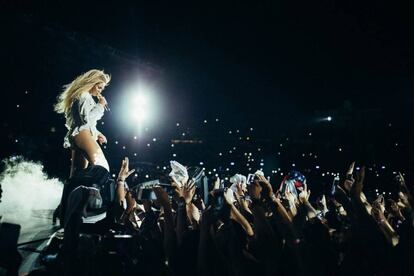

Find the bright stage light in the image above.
[
  {"left": 134, "top": 94, "right": 148, "bottom": 106},
  {"left": 115, "top": 79, "right": 164, "bottom": 139},
  {"left": 133, "top": 107, "right": 147, "bottom": 121},
  {"left": 327, "top": 116, "right": 332, "bottom": 121}
]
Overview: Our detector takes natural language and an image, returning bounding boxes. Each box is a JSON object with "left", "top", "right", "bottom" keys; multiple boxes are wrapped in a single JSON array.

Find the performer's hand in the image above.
[
  {"left": 97, "top": 94, "right": 107, "bottom": 107},
  {"left": 97, "top": 133, "right": 107, "bottom": 145}
]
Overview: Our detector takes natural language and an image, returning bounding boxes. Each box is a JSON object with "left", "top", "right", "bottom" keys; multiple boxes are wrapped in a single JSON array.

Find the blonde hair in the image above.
[{"left": 54, "top": 69, "right": 111, "bottom": 117}]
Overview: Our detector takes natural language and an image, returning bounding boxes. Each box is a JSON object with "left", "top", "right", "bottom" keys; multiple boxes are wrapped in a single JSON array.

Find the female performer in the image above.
[{"left": 55, "top": 69, "right": 111, "bottom": 177}]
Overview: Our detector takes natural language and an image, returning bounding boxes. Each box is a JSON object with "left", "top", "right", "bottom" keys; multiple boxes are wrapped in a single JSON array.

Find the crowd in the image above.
[{"left": 2, "top": 155, "right": 412, "bottom": 276}]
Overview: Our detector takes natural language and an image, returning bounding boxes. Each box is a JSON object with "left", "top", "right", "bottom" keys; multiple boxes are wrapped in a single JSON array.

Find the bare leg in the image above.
[{"left": 73, "top": 130, "right": 109, "bottom": 172}]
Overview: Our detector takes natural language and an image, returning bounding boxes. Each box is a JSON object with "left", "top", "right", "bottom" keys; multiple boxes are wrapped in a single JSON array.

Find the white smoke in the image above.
[{"left": 0, "top": 156, "right": 63, "bottom": 224}]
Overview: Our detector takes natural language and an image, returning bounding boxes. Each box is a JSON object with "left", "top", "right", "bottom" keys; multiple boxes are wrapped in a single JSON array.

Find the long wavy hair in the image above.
[{"left": 54, "top": 69, "right": 111, "bottom": 118}]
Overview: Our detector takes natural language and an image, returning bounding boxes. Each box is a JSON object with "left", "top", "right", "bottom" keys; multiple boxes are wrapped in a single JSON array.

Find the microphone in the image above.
[{"left": 97, "top": 94, "right": 110, "bottom": 112}]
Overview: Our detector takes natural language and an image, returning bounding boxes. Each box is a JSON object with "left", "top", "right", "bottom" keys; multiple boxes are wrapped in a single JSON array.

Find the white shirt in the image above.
[{"left": 63, "top": 92, "right": 104, "bottom": 149}]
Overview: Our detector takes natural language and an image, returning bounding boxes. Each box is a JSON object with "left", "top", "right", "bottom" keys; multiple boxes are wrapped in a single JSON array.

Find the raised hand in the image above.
[
  {"left": 351, "top": 166, "right": 365, "bottom": 198},
  {"left": 397, "top": 172, "right": 412, "bottom": 200},
  {"left": 343, "top": 161, "right": 355, "bottom": 192},
  {"left": 223, "top": 188, "right": 236, "bottom": 205},
  {"left": 258, "top": 175, "right": 274, "bottom": 199},
  {"left": 298, "top": 188, "right": 311, "bottom": 204},
  {"left": 173, "top": 179, "right": 196, "bottom": 204},
  {"left": 248, "top": 180, "right": 262, "bottom": 200},
  {"left": 117, "top": 157, "right": 135, "bottom": 181}
]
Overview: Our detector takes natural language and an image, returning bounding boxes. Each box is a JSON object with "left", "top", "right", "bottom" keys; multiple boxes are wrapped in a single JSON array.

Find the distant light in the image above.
[
  {"left": 176, "top": 123, "right": 180, "bottom": 126},
  {"left": 204, "top": 120, "right": 207, "bottom": 123},
  {"left": 250, "top": 127, "right": 254, "bottom": 131},
  {"left": 219, "top": 152, "right": 222, "bottom": 156},
  {"left": 327, "top": 116, "right": 332, "bottom": 121},
  {"left": 115, "top": 141, "right": 118, "bottom": 144},
  {"left": 339, "top": 148, "right": 342, "bottom": 152},
  {"left": 16, "top": 105, "right": 20, "bottom": 108},
  {"left": 260, "top": 162, "right": 264, "bottom": 166},
  {"left": 230, "top": 162, "right": 235, "bottom": 166},
  {"left": 122, "top": 146, "right": 126, "bottom": 149},
  {"left": 215, "top": 118, "right": 219, "bottom": 122},
  {"left": 182, "top": 132, "right": 186, "bottom": 136},
  {"left": 152, "top": 138, "right": 157, "bottom": 142},
  {"left": 172, "top": 153, "right": 176, "bottom": 157},
  {"left": 308, "top": 132, "right": 312, "bottom": 136},
  {"left": 101, "top": 122, "right": 105, "bottom": 125},
  {"left": 134, "top": 153, "right": 137, "bottom": 156},
  {"left": 228, "top": 130, "right": 232, "bottom": 134},
  {"left": 292, "top": 163, "right": 296, "bottom": 167},
  {"left": 163, "top": 166, "right": 167, "bottom": 170},
  {"left": 134, "top": 136, "right": 137, "bottom": 140},
  {"left": 316, "top": 165, "right": 320, "bottom": 169},
  {"left": 381, "top": 166, "right": 386, "bottom": 169},
  {"left": 199, "top": 162, "right": 204, "bottom": 165},
  {"left": 147, "top": 143, "right": 150, "bottom": 147},
  {"left": 171, "top": 144, "right": 174, "bottom": 147},
  {"left": 145, "top": 175, "right": 149, "bottom": 179},
  {"left": 134, "top": 173, "right": 138, "bottom": 177},
  {"left": 112, "top": 174, "right": 116, "bottom": 178},
  {"left": 15, "top": 139, "right": 18, "bottom": 143}
]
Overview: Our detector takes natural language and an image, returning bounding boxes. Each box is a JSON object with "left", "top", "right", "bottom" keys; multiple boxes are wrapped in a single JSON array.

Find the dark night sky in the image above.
[
  {"left": 4, "top": 1, "right": 414, "bottom": 114},
  {"left": 1, "top": 1, "right": 413, "bottom": 181}
]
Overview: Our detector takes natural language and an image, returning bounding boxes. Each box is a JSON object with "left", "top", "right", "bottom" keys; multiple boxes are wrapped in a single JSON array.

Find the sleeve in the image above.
[{"left": 78, "top": 92, "right": 105, "bottom": 124}]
